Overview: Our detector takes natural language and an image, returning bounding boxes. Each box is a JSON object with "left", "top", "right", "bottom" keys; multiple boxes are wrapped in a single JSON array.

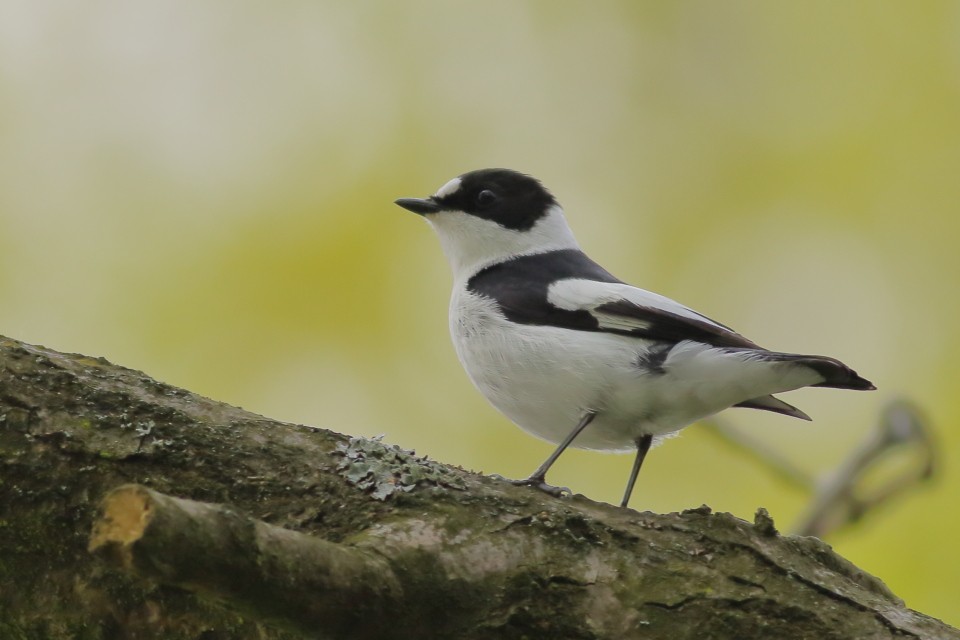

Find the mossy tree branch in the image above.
[{"left": 0, "top": 335, "right": 955, "bottom": 639}]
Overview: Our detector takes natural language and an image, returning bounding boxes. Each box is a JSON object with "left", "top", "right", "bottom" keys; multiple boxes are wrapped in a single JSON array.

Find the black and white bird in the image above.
[{"left": 396, "top": 168, "right": 875, "bottom": 508}]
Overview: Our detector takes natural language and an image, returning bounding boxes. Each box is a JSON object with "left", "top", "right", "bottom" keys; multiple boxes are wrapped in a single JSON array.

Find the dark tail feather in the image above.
[
  {"left": 812, "top": 373, "right": 875, "bottom": 391},
  {"left": 735, "top": 394, "right": 812, "bottom": 420},
  {"left": 768, "top": 353, "right": 876, "bottom": 391}
]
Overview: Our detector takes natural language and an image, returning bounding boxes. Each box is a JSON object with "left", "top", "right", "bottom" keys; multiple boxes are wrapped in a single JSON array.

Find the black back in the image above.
[
  {"left": 468, "top": 249, "right": 761, "bottom": 350},
  {"left": 468, "top": 249, "right": 621, "bottom": 330}
]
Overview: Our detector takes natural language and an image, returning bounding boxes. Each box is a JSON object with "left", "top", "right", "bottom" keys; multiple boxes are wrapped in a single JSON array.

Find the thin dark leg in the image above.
[
  {"left": 505, "top": 411, "right": 597, "bottom": 497},
  {"left": 620, "top": 434, "right": 653, "bottom": 508}
]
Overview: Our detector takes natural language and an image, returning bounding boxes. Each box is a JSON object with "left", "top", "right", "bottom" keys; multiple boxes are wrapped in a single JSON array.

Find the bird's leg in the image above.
[
  {"left": 620, "top": 434, "right": 653, "bottom": 508},
  {"left": 501, "top": 411, "right": 597, "bottom": 498}
]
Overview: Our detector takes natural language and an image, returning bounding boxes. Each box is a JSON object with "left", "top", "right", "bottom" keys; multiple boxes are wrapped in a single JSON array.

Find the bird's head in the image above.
[{"left": 396, "top": 168, "right": 579, "bottom": 277}]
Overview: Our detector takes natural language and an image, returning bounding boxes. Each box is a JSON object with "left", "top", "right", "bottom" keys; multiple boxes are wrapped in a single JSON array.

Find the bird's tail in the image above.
[{"left": 765, "top": 352, "right": 876, "bottom": 391}]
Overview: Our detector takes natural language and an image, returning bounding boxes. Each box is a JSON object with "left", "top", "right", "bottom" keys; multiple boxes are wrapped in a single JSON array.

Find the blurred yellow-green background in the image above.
[{"left": 2, "top": 0, "right": 957, "bottom": 626}]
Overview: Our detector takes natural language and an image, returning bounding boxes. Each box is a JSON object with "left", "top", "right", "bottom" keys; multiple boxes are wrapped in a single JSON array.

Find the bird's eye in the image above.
[{"left": 476, "top": 190, "right": 497, "bottom": 207}]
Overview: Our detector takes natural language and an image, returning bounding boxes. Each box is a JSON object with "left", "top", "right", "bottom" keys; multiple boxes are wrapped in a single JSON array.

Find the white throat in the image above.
[{"left": 426, "top": 204, "right": 580, "bottom": 280}]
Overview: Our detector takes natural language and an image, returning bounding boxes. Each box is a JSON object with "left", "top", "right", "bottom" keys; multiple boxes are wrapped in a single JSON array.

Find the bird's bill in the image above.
[{"left": 395, "top": 197, "right": 441, "bottom": 215}]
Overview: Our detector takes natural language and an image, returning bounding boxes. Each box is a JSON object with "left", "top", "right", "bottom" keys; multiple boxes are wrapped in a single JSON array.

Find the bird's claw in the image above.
[{"left": 490, "top": 474, "right": 571, "bottom": 498}]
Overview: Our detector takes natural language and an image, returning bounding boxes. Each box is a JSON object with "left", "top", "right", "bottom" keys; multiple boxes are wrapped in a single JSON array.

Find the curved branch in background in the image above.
[{"left": 702, "top": 401, "right": 936, "bottom": 537}]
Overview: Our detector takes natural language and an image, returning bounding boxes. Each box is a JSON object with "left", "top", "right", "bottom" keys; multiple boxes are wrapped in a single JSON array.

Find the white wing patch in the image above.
[
  {"left": 595, "top": 312, "right": 650, "bottom": 332},
  {"left": 546, "top": 279, "right": 726, "bottom": 331}
]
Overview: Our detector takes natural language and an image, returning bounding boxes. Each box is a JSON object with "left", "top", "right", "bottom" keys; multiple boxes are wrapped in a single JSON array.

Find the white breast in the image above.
[
  {"left": 448, "top": 286, "right": 677, "bottom": 452},
  {"left": 447, "top": 282, "right": 824, "bottom": 453}
]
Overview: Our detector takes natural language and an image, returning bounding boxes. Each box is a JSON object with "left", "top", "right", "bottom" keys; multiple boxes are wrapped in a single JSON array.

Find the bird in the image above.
[{"left": 395, "top": 168, "right": 875, "bottom": 508}]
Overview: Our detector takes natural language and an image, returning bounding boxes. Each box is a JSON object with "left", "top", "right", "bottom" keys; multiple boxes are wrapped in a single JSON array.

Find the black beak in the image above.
[{"left": 395, "top": 197, "right": 441, "bottom": 215}]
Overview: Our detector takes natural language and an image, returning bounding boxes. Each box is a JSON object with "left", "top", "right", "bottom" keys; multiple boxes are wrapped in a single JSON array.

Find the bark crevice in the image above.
[{"left": 0, "top": 335, "right": 953, "bottom": 640}]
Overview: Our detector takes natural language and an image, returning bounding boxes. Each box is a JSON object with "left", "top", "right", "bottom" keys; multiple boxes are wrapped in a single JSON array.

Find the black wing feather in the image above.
[
  {"left": 594, "top": 299, "right": 761, "bottom": 349},
  {"left": 468, "top": 249, "right": 761, "bottom": 350}
]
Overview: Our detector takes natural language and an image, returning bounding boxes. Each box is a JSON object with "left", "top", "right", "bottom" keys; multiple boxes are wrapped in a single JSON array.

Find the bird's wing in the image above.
[{"left": 546, "top": 279, "right": 762, "bottom": 349}]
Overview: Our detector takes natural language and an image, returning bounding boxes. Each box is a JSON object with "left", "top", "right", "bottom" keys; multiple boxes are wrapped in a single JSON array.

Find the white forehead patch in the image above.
[{"left": 434, "top": 177, "right": 462, "bottom": 199}]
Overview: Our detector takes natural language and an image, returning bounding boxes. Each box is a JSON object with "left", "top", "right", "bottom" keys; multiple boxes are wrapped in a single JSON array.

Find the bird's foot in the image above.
[{"left": 490, "top": 474, "right": 571, "bottom": 498}]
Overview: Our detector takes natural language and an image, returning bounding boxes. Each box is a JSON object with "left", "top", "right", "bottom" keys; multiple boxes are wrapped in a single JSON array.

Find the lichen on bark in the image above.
[{"left": 0, "top": 335, "right": 955, "bottom": 639}]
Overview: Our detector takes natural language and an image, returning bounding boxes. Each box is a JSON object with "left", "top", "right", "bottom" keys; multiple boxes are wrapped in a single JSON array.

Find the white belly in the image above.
[
  {"left": 448, "top": 288, "right": 820, "bottom": 452},
  {"left": 450, "top": 290, "right": 681, "bottom": 451}
]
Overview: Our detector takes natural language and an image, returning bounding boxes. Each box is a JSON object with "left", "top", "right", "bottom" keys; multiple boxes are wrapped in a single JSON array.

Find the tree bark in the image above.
[{"left": 0, "top": 334, "right": 954, "bottom": 639}]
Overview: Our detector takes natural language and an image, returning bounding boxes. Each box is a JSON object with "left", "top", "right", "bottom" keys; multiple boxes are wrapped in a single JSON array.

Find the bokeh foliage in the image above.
[{"left": 1, "top": 1, "right": 957, "bottom": 626}]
